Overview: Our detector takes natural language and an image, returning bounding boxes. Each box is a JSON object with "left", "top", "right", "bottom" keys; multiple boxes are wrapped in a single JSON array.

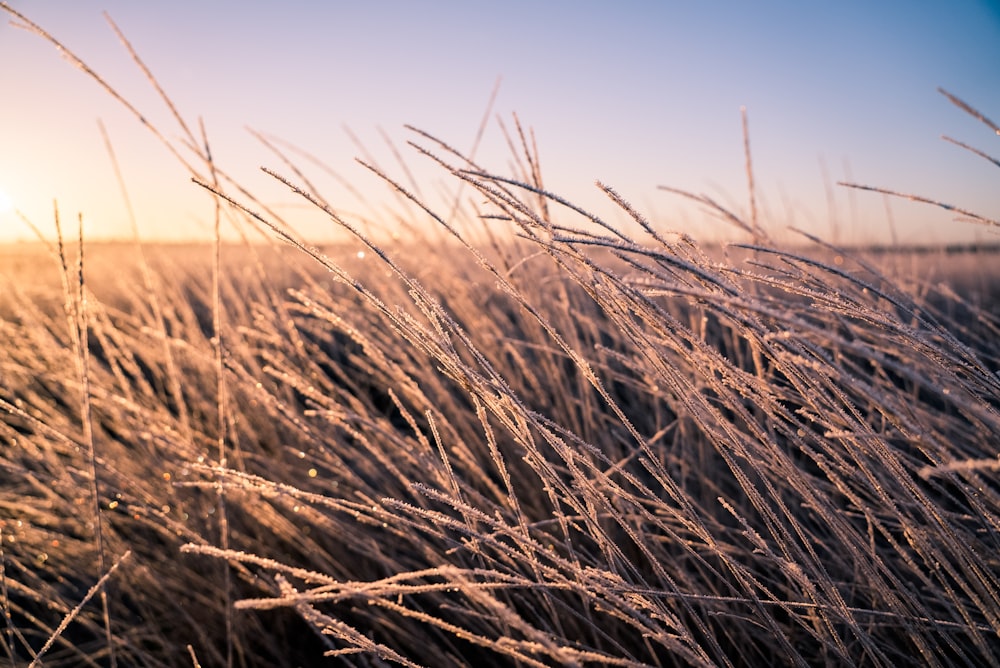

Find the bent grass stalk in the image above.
[
  {"left": 27, "top": 550, "right": 131, "bottom": 668},
  {"left": 200, "top": 114, "right": 236, "bottom": 668},
  {"left": 51, "top": 208, "right": 118, "bottom": 666},
  {"left": 839, "top": 88, "right": 1000, "bottom": 229}
]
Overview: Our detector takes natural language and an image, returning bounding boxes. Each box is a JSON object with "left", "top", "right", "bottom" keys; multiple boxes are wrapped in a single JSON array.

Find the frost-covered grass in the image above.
[
  {"left": 3, "top": 200, "right": 1000, "bottom": 667},
  {"left": 2, "top": 5, "right": 1000, "bottom": 666}
]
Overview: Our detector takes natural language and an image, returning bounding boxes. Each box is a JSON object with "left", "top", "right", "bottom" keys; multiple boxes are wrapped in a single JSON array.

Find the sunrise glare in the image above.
[{"left": 0, "top": 1, "right": 997, "bottom": 245}]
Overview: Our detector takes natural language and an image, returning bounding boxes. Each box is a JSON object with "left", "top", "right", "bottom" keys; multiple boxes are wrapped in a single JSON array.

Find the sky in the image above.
[{"left": 0, "top": 1, "right": 998, "bottom": 246}]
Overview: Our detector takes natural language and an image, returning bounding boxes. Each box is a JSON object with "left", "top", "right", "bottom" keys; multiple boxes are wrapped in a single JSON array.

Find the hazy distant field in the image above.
[{"left": 5, "top": 239, "right": 999, "bottom": 302}]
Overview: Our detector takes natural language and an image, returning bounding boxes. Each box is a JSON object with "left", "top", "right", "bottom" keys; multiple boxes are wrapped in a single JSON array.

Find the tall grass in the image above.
[{"left": 1, "top": 6, "right": 999, "bottom": 666}]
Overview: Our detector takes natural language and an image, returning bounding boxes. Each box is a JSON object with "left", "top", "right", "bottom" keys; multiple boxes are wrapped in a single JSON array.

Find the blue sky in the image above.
[{"left": 0, "top": 1, "right": 998, "bottom": 245}]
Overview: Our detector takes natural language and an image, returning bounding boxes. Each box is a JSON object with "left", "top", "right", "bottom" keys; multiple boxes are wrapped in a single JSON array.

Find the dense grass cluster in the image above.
[
  {"left": 2, "top": 170, "right": 999, "bottom": 667},
  {"left": 2, "top": 6, "right": 1000, "bottom": 666}
]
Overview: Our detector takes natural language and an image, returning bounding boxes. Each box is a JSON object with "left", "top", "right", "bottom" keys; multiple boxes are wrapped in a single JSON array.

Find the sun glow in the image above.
[{"left": 0, "top": 189, "right": 12, "bottom": 214}]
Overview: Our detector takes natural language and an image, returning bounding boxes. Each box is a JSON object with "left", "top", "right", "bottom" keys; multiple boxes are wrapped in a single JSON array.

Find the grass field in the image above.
[
  {"left": 2, "top": 201, "right": 1000, "bottom": 667},
  {"left": 3, "top": 6, "right": 1000, "bottom": 666}
]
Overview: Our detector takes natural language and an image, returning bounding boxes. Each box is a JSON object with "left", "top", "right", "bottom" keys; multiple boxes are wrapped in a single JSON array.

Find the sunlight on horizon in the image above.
[
  {"left": 0, "top": 189, "right": 12, "bottom": 215},
  {"left": 0, "top": 3, "right": 996, "bottom": 245}
]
